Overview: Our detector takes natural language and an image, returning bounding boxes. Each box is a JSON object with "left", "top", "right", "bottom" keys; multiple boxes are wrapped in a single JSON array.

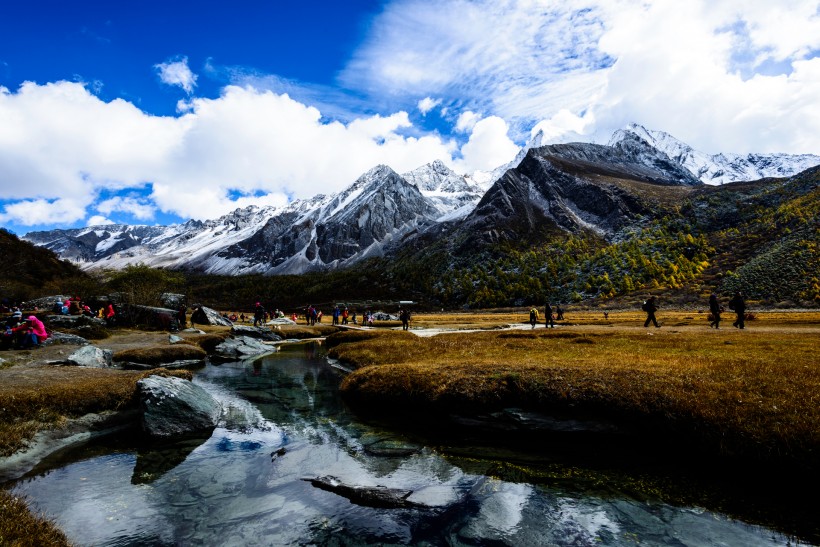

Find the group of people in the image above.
[
  {"left": 529, "top": 303, "right": 565, "bottom": 328},
  {"left": 708, "top": 291, "right": 747, "bottom": 329},
  {"left": 643, "top": 291, "right": 748, "bottom": 329},
  {"left": 51, "top": 297, "right": 116, "bottom": 326},
  {"left": 1, "top": 309, "right": 49, "bottom": 350}
]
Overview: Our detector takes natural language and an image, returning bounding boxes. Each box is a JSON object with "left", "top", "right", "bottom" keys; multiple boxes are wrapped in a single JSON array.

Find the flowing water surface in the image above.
[{"left": 10, "top": 343, "right": 807, "bottom": 546}]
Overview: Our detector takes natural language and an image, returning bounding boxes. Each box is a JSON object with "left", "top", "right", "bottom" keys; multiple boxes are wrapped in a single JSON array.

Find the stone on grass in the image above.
[
  {"left": 66, "top": 345, "right": 113, "bottom": 368},
  {"left": 190, "top": 305, "right": 233, "bottom": 327}
]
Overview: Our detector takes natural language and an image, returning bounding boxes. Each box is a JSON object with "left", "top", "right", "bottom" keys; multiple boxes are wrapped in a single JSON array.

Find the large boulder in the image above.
[
  {"left": 190, "top": 305, "right": 233, "bottom": 327},
  {"left": 123, "top": 304, "right": 180, "bottom": 331},
  {"left": 45, "top": 314, "right": 104, "bottom": 329},
  {"left": 212, "top": 335, "right": 277, "bottom": 361},
  {"left": 230, "top": 325, "right": 282, "bottom": 341},
  {"left": 65, "top": 345, "right": 113, "bottom": 368},
  {"left": 138, "top": 376, "right": 222, "bottom": 438}
]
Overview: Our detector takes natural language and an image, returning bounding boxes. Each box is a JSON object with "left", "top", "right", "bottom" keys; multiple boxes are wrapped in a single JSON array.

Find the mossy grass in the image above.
[
  {"left": 0, "top": 489, "right": 70, "bottom": 546},
  {"left": 332, "top": 313, "right": 820, "bottom": 469},
  {"left": 112, "top": 344, "right": 207, "bottom": 365}
]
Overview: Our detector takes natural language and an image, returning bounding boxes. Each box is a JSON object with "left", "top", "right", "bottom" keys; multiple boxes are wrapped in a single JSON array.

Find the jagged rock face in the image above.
[
  {"left": 460, "top": 139, "right": 691, "bottom": 246},
  {"left": 218, "top": 165, "right": 439, "bottom": 273}
]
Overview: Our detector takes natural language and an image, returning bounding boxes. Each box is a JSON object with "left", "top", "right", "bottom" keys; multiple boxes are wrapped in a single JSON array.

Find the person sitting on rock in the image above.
[{"left": 15, "top": 315, "right": 49, "bottom": 348}]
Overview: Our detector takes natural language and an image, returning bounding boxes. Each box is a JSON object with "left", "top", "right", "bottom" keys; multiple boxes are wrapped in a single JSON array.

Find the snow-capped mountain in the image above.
[
  {"left": 612, "top": 123, "right": 820, "bottom": 185},
  {"left": 23, "top": 123, "right": 820, "bottom": 276},
  {"left": 24, "top": 162, "right": 478, "bottom": 275}
]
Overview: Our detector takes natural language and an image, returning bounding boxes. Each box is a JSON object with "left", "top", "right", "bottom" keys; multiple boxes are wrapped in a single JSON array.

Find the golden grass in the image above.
[
  {"left": 0, "top": 490, "right": 70, "bottom": 547},
  {"left": 332, "top": 317, "right": 820, "bottom": 467},
  {"left": 0, "top": 368, "right": 192, "bottom": 458},
  {"left": 112, "top": 344, "right": 207, "bottom": 365}
]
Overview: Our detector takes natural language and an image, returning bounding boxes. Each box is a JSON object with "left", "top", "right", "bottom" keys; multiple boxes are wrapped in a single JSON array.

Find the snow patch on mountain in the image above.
[{"left": 611, "top": 124, "right": 820, "bottom": 185}]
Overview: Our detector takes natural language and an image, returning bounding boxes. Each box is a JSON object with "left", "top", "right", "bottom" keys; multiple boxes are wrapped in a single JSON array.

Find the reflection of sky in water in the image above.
[{"left": 11, "top": 351, "right": 796, "bottom": 546}]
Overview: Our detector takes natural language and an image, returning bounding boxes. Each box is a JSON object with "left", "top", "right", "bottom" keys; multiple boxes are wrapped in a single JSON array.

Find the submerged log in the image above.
[{"left": 303, "top": 475, "right": 420, "bottom": 509}]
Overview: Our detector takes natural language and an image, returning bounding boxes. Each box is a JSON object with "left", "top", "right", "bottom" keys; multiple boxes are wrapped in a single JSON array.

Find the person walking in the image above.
[
  {"left": 643, "top": 296, "right": 661, "bottom": 328},
  {"left": 253, "top": 302, "right": 265, "bottom": 327},
  {"left": 529, "top": 306, "right": 539, "bottom": 329},
  {"left": 729, "top": 291, "right": 746, "bottom": 329},
  {"left": 708, "top": 292, "right": 722, "bottom": 329},
  {"left": 544, "top": 302, "right": 554, "bottom": 328}
]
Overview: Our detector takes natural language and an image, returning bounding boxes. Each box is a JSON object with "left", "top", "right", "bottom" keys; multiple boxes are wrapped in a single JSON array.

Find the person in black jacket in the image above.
[
  {"left": 643, "top": 296, "right": 661, "bottom": 328},
  {"left": 729, "top": 291, "right": 746, "bottom": 329},
  {"left": 708, "top": 292, "right": 722, "bottom": 329},
  {"left": 544, "top": 302, "right": 554, "bottom": 328}
]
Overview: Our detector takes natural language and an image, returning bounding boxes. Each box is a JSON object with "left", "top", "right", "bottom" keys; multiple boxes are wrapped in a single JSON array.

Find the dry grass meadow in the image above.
[{"left": 332, "top": 309, "right": 820, "bottom": 468}]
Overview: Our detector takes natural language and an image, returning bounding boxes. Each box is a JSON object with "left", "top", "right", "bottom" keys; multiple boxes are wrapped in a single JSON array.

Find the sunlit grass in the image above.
[
  {"left": 0, "top": 490, "right": 70, "bottom": 547},
  {"left": 332, "top": 316, "right": 820, "bottom": 467}
]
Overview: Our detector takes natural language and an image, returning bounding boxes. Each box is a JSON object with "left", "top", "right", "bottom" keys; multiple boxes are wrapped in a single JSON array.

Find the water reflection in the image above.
[{"left": 10, "top": 343, "right": 804, "bottom": 546}]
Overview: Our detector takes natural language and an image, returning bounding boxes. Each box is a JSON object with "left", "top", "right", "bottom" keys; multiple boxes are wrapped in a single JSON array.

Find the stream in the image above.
[{"left": 8, "top": 342, "right": 812, "bottom": 546}]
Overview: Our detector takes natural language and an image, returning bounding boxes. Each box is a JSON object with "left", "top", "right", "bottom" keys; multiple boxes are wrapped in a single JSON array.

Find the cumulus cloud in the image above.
[
  {"left": 95, "top": 195, "right": 157, "bottom": 220},
  {"left": 155, "top": 56, "right": 198, "bottom": 94},
  {"left": 453, "top": 115, "right": 519, "bottom": 173},
  {"left": 417, "top": 96, "right": 441, "bottom": 115},
  {"left": 0, "top": 81, "right": 488, "bottom": 227},
  {"left": 87, "top": 215, "right": 115, "bottom": 226}
]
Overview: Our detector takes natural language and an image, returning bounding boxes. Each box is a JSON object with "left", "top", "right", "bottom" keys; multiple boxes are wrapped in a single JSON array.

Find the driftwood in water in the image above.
[{"left": 303, "top": 475, "right": 419, "bottom": 509}]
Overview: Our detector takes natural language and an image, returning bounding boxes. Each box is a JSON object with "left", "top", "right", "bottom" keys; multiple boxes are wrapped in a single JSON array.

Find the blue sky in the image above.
[{"left": 1, "top": 0, "right": 819, "bottom": 235}]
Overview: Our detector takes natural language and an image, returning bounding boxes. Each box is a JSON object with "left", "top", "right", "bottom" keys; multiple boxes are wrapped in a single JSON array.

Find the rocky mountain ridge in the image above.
[{"left": 23, "top": 125, "right": 820, "bottom": 276}]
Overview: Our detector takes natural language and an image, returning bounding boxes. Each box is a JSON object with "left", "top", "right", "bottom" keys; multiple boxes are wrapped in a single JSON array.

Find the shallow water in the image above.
[{"left": 10, "top": 343, "right": 809, "bottom": 546}]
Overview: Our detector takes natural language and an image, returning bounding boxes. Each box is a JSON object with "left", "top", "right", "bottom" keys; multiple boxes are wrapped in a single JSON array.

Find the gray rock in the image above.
[
  {"left": 124, "top": 304, "right": 180, "bottom": 330},
  {"left": 230, "top": 325, "right": 282, "bottom": 341},
  {"left": 190, "top": 305, "right": 233, "bottom": 327},
  {"left": 212, "top": 336, "right": 277, "bottom": 361},
  {"left": 168, "top": 334, "right": 185, "bottom": 344},
  {"left": 45, "top": 314, "right": 104, "bottom": 329},
  {"left": 65, "top": 345, "right": 113, "bottom": 368},
  {"left": 43, "top": 332, "right": 90, "bottom": 346},
  {"left": 160, "top": 292, "right": 186, "bottom": 309},
  {"left": 181, "top": 328, "right": 206, "bottom": 334},
  {"left": 138, "top": 376, "right": 221, "bottom": 438}
]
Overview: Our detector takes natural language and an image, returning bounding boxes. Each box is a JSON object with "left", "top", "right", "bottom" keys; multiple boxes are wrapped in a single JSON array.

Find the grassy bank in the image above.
[
  {"left": 0, "top": 367, "right": 192, "bottom": 458},
  {"left": 0, "top": 490, "right": 70, "bottom": 547},
  {"left": 331, "top": 314, "right": 820, "bottom": 469}
]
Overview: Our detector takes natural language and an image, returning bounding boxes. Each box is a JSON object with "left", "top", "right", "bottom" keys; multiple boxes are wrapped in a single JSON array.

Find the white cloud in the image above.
[
  {"left": 417, "top": 96, "right": 441, "bottom": 115},
  {"left": 343, "top": 0, "right": 820, "bottom": 154},
  {"left": 95, "top": 195, "right": 157, "bottom": 220},
  {"left": 453, "top": 116, "right": 519, "bottom": 173},
  {"left": 155, "top": 56, "right": 198, "bottom": 94},
  {"left": 0, "top": 197, "right": 91, "bottom": 226},
  {"left": 87, "top": 215, "right": 114, "bottom": 226},
  {"left": 455, "top": 110, "right": 481, "bottom": 133}
]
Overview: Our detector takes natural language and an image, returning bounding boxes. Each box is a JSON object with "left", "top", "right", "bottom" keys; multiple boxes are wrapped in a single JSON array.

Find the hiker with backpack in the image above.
[
  {"left": 544, "top": 302, "right": 555, "bottom": 328},
  {"left": 529, "top": 306, "right": 539, "bottom": 328},
  {"left": 729, "top": 291, "right": 746, "bottom": 329},
  {"left": 642, "top": 296, "right": 661, "bottom": 328}
]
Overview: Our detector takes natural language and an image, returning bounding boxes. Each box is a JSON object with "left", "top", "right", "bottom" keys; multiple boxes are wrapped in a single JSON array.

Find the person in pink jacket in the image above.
[{"left": 19, "top": 316, "right": 48, "bottom": 347}]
